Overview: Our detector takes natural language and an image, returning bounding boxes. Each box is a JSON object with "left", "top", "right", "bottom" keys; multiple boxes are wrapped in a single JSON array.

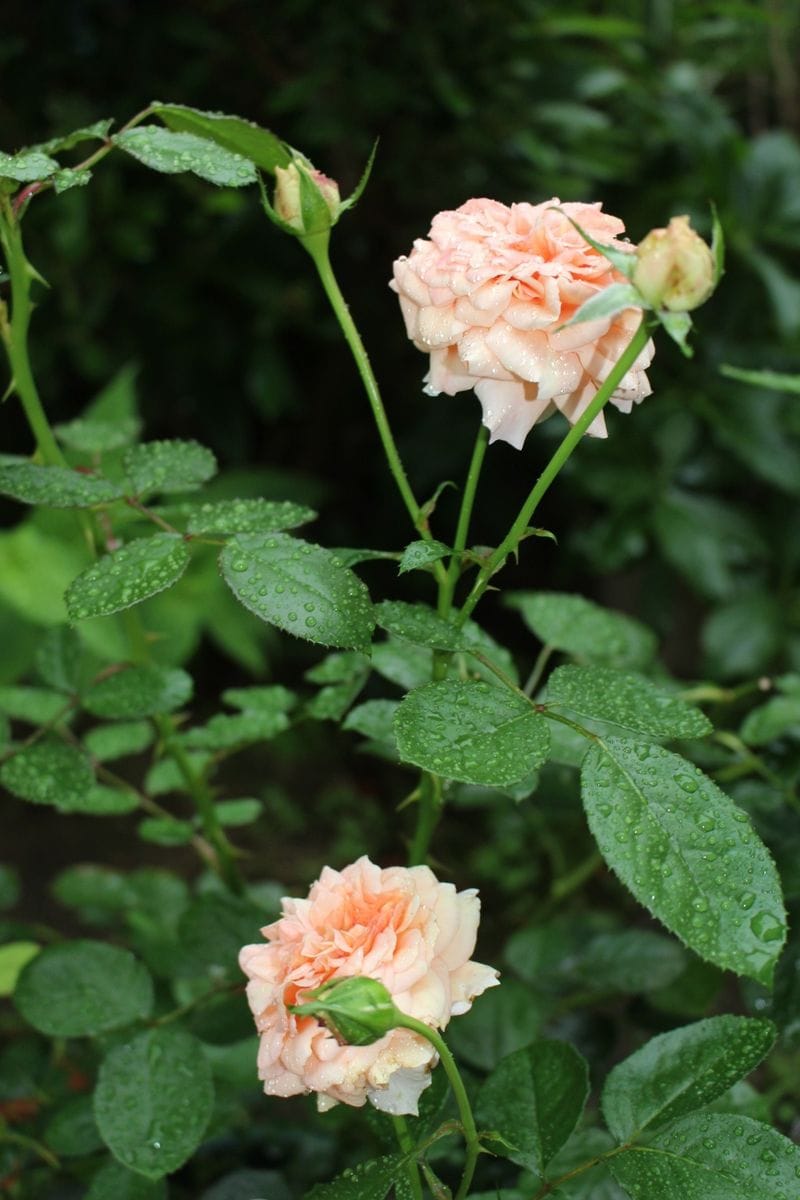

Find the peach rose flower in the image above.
[
  {"left": 390, "top": 197, "right": 654, "bottom": 448},
  {"left": 239, "top": 855, "right": 498, "bottom": 1115}
]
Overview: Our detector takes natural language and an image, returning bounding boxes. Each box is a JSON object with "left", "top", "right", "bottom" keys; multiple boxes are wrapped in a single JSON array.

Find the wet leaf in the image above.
[{"left": 15, "top": 940, "right": 153, "bottom": 1035}]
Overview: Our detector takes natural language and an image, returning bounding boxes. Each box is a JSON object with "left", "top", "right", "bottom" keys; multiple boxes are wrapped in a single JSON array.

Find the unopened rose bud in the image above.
[
  {"left": 273, "top": 161, "right": 341, "bottom": 236},
  {"left": 633, "top": 215, "right": 715, "bottom": 312},
  {"left": 288, "top": 976, "right": 400, "bottom": 1046}
]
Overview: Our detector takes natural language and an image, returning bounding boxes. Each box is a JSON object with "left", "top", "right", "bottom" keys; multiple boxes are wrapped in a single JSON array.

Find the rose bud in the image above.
[
  {"left": 289, "top": 976, "right": 401, "bottom": 1047},
  {"left": 273, "top": 160, "right": 341, "bottom": 236},
  {"left": 633, "top": 215, "right": 715, "bottom": 312}
]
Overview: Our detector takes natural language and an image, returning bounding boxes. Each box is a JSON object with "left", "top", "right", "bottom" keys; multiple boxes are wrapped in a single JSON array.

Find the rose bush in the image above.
[
  {"left": 391, "top": 197, "right": 654, "bottom": 448},
  {"left": 239, "top": 855, "right": 498, "bottom": 1115}
]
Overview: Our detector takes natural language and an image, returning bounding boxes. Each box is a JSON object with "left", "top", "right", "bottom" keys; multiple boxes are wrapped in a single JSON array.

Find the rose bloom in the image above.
[
  {"left": 239, "top": 856, "right": 498, "bottom": 1115},
  {"left": 391, "top": 197, "right": 654, "bottom": 448}
]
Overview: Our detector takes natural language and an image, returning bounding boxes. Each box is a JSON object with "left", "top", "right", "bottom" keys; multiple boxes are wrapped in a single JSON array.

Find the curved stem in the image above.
[
  {"left": 307, "top": 242, "right": 444, "bottom": 576},
  {"left": 0, "top": 196, "right": 66, "bottom": 465},
  {"left": 392, "top": 1116, "right": 424, "bottom": 1200},
  {"left": 438, "top": 423, "right": 489, "bottom": 620},
  {"left": 396, "top": 1015, "right": 479, "bottom": 1200},
  {"left": 456, "top": 317, "right": 651, "bottom": 627}
]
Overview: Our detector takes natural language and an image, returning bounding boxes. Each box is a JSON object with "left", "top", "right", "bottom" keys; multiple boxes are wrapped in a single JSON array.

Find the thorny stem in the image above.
[
  {"left": 396, "top": 1015, "right": 479, "bottom": 1200},
  {"left": 456, "top": 318, "right": 652, "bottom": 627},
  {"left": 438, "top": 422, "right": 490, "bottom": 621}
]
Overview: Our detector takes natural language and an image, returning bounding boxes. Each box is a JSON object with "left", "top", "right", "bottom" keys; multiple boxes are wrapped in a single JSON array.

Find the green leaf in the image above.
[
  {"left": 123, "top": 439, "right": 217, "bottom": 496},
  {"left": 304, "top": 650, "right": 371, "bottom": 721},
  {"left": 582, "top": 738, "right": 786, "bottom": 984},
  {"left": 153, "top": 103, "right": 290, "bottom": 171},
  {"left": 55, "top": 413, "right": 141, "bottom": 453},
  {"left": 740, "top": 696, "right": 800, "bottom": 745},
  {"left": 559, "top": 281, "right": 643, "bottom": 328},
  {"left": 15, "top": 939, "right": 153, "bottom": 1035},
  {"left": 66, "top": 535, "right": 191, "bottom": 620},
  {"left": 720, "top": 364, "right": 800, "bottom": 395},
  {"left": 94, "top": 1025, "right": 214, "bottom": 1178},
  {"left": 475, "top": 1040, "right": 589, "bottom": 1175},
  {"left": 138, "top": 817, "right": 194, "bottom": 846},
  {"left": 601, "top": 1015, "right": 776, "bottom": 1142},
  {"left": 547, "top": 665, "right": 711, "bottom": 739},
  {"left": 65, "top": 783, "right": 139, "bottom": 816},
  {"left": 114, "top": 126, "right": 256, "bottom": 187},
  {"left": 86, "top": 1159, "right": 167, "bottom": 1200},
  {"left": 44, "top": 1095, "right": 103, "bottom": 1157},
  {"left": 609, "top": 1113, "right": 800, "bottom": 1200},
  {"left": 398, "top": 539, "right": 452, "bottom": 574},
  {"left": 372, "top": 636, "right": 433, "bottom": 691},
  {"left": 220, "top": 532, "right": 375, "bottom": 650},
  {"left": 53, "top": 167, "right": 93, "bottom": 193},
  {"left": 305, "top": 1154, "right": 405, "bottom": 1200},
  {"left": 84, "top": 666, "right": 193, "bottom": 718},
  {"left": 84, "top": 720, "right": 154, "bottom": 761},
  {"left": 0, "top": 464, "right": 123, "bottom": 507},
  {"left": 213, "top": 798, "right": 262, "bottom": 827},
  {"left": 0, "top": 684, "right": 69, "bottom": 723},
  {"left": 506, "top": 591, "right": 656, "bottom": 669},
  {"left": 52, "top": 865, "right": 133, "bottom": 921},
  {"left": 394, "top": 679, "right": 550, "bottom": 786},
  {"left": 0, "top": 942, "right": 40, "bottom": 997},
  {"left": 181, "top": 709, "right": 289, "bottom": 750},
  {"left": 1, "top": 739, "right": 93, "bottom": 809},
  {"left": 221, "top": 684, "right": 298, "bottom": 715},
  {"left": 375, "top": 600, "right": 464, "bottom": 651},
  {"left": 343, "top": 699, "right": 399, "bottom": 744},
  {"left": 186, "top": 497, "right": 316, "bottom": 535},
  {"left": 573, "top": 929, "right": 686, "bottom": 994},
  {"left": 177, "top": 893, "right": 266, "bottom": 981},
  {"left": 653, "top": 491, "right": 763, "bottom": 600},
  {"left": 0, "top": 148, "right": 59, "bottom": 182},
  {"left": 145, "top": 751, "right": 210, "bottom": 796},
  {"left": 36, "top": 119, "right": 113, "bottom": 153},
  {"left": 35, "top": 625, "right": 82, "bottom": 692}
]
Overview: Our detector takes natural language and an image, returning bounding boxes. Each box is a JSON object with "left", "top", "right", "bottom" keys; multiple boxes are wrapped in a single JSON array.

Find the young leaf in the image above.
[
  {"left": 186, "top": 497, "right": 316, "bottom": 536},
  {"left": 343, "top": 699, "right": 399, "bottom": 744},
  {"left": 181, "top": 709, "right": 289, "bottom": 750},
  {"left": 93, "top": 1025, "right": 214, "bottom": 1178},
  {"left": 375, "top": 600, "right": 464, "bottom": 651},
  {"left": 55, "top": 414, "right": 141, "bottom": 454},
  {"left": 36, "top": 119, "right": 113, "bottom": 154},
  {"left": 64, "top": 783, "right": 139, "bottom": 816},
  {"left": 0, "top": 463, "right": 123, "bottom": 507},
  {"left": 83, "top": 666, "right": 193, "bottom": 718},
  {"left": 84, "top": 720, "right": 154, "bottom": 762},
  {"left": 35, "top": 625, "right": 82, "bottom": 692},
  {"left": 123, "top": 439, "right": 217, "bottom": 496},
  {"left": 659, "top": 309, "right": 694, "bottom": 357},
  {"left": 475, "top": 1040, "right": 589, "bottom": 1174},
  {"left": 66, "top": 535, "right": 191, "bottom": 620},
  {"left": 15, "top": 940, "right": 153, "bottom": 1035},
  {"left": 0, "top": 148, "right": 59, "bottom": 182},
  {"left": 220, "top": 532, "right": 375, "bottom": 650},
  {"left": 152, "top": 103, "right": 291, "bottom": 171},
  {"left": 546, "top": 665, "right": 711, "bottom": 739},
  {"left": 221, "top": 684, "right": 298, "bottom": 714},
  {"left": 398, "top": 539, "right": 452, "bottom": 574},
  {"left": 0, "top": 739, "right": 93, "bottom": 810},
  {"left": 114, "top": 126, "right": 257, "bottom": 187},
  {"left": 138, "top": 817, "right": 195, "bottom": 846},
  {"left": 601, "top": 1015, "right": 776, "bottom": 1142},
  {"left": 213, "top": 798, "right": 262, "bottom": 827},
  {"left": 740, "top": 695, "right": 800, "bottom": 745},
  {"left": 0, "top": 684, "right": 69, "bottom": 723},
  {"left": 582, "top": 738, "right": 786, "bottom": 984},
  {"left": 394, "top": 679, "right": 550, "bottom": 786},
  {"left": 558, "top": 281, "right": 643, "bottom": 329},
  {"left": 609, "top": 1112, "right": 800, "bottom": 1200},
  {"left": 506, "top": 591, "right": 656, "bottom": 669}
]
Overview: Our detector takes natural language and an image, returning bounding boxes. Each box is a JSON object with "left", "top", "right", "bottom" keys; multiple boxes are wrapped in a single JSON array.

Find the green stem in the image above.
[
  {"left": 0, "top": 197, "right": 66, "bottom": 466},
  {"left": 407, "top": 772, "right": 443, "bottom": 867},
  {"left": 392, "top": 1116, "right": 424, "bottom": 1200},
  {"left": 523, "top": 644, "right": 554, "bottom": 697},
  {"left": 438, "top": 423, "right": 490, "bottom": 619},
  {"left": 0, "top": 1129, "right": 60, "bottom": 1170},
  {"left": 307, "top": 241, "right": 444, "bottom": 570},
  {"left": 456, "top": 317, "right": 651, "bottom": 627},
  {"left": 397, "top": 1015, "right": 479, "bottom": 1200}
]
